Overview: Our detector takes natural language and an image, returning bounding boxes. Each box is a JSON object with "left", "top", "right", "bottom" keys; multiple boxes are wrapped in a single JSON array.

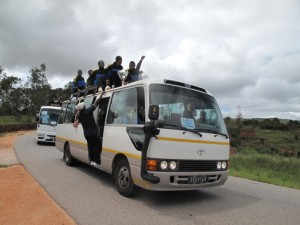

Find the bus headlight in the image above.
[
  {"left": 217, "top": 161, "right": 222, "bottom": 169},
  {"left": 169, "top": 161, "right": 177, "bottom": 170},
  {"left": 160, "top": 161, "right": 168, "bottom": 170},
  {"left": 217, "top": 161, "right": 228, "bottom": 170},
  {"left": 222, "top": 161, "right": 227, "bottom": 169}
]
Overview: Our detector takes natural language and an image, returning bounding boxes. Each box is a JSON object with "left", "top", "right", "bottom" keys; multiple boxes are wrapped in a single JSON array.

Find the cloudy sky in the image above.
[{"left": 1, "top": 0, "right": 300, "bottom": 120}]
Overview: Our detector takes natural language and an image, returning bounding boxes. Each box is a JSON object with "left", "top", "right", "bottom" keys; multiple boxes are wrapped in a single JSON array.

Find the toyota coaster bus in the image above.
[{"left": 55, "top": 78, "right": 230, "bottom": 197}]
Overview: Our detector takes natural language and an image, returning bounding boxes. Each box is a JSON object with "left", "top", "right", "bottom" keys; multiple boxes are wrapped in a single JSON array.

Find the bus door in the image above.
[{"left": 97, "top": 97, "right": 110, "bottom": 148}]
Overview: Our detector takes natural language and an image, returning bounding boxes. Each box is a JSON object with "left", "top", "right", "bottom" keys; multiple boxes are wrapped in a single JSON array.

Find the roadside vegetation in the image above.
[
  {"left": 0, "top": 65, "right": 70, "bottom": 124},
  {"left": 0, "top": 115, "right": 35, "bottom": 125},
  {"left": 0, "top": 64, "right": 71, "bottom": 133},
  {"left": 225, "top": 109, "right": 300, "bottom": 190},
  {"left": 230, "top": 152, "right": 300, "bottom": 189}
]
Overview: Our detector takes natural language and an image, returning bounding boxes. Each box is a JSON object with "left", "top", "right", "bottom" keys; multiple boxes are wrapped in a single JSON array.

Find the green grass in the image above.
[
  {"left": 247, "top": 129, "right": 300, "bottom": 151},
  {"left": 0, "top": 115, "right": 35, "bottom": 125},
  {"left": 229, "top": 153, "right": 300, "bottom": 189}
]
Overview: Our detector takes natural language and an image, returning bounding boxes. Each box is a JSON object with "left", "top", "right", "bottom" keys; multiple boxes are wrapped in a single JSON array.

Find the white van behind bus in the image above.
[{"left": 36, "top": 105, "right": 61, "bottom": 144}]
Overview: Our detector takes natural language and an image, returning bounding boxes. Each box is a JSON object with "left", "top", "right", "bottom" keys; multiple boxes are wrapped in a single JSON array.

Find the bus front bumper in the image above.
[
  {"left": 140, "top": 170, "right": 228, "bottom": 191},
  {"left": 36, "top": 132, "right": 56, "bottom": 143}
]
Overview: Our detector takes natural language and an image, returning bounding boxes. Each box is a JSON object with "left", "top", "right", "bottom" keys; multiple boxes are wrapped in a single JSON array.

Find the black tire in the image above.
[
  {"left": 114, "top": 158, "right": 136, "bottom": 197},
  {"left": 64, "top": 143, "right": 75, "bottom": 166},
  {"left": 37, "top": 141, "right": 41, "bottom": 145}
]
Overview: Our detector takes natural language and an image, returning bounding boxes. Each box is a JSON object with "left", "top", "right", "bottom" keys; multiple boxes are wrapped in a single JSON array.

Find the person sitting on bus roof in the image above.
[
  {"left": 125, "top": 56, "right": 145, "bottom": 84},
  {"left": 107, "top": 56, "right": 123, "bottom": 88},
  {"left": 73, "top": 69, "right": 86, "bottom": 93},
  {"left": 92, "top": 60, "right": 108, "bottom": 91},
  {"left": 73, "top": 90, "right": 105, "bottom": 168},
  {"left": 86, "top": 69, "right": 97, "bottom": 88}
]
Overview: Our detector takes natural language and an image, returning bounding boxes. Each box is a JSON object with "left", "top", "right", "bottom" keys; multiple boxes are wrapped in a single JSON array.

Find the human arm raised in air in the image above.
[
  {"left": 136, "top": 55, "right": 145, "bottom": 72},
  {"left": 93, "top": 90, "right": 106, "bottom": 108}
]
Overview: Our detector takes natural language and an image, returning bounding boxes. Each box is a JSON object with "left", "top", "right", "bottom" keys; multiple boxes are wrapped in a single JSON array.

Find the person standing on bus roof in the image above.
[
  {"left": 107, "top": 56, "right": 123, "bottom": 88},
  {"left": 125, "top": 56, "right": 145, "bottom": 84},
  {"left": 73, "top": 91, "right": 105, "bottom": 167}
]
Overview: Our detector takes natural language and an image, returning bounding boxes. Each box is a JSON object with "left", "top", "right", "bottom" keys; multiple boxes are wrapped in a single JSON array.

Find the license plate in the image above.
[{"left": 187, "top": 176, "right": 208, "bottom": 184}]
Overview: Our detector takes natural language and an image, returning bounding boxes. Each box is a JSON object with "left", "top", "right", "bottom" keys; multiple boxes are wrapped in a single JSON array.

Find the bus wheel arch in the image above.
[
  {"left": 112, "top": 154, "right": 126, "bottom": 181},
  {"left": 114, "top": 156, "right": 136, "bottom": 197},
  {"left": 64, "top": 142, "right": 75, "bottom": 166}
]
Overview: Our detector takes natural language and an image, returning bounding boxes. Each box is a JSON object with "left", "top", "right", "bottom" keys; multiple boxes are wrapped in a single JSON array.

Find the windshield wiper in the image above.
[
  {"left": 198, "top": 128, "right": 229, "bottom": 139},
  {"left": 157, "top": 122, "right": 202, "bottom": 137},
  {"left": 213, "top": 132, "right": 229, "bottom": 139}
]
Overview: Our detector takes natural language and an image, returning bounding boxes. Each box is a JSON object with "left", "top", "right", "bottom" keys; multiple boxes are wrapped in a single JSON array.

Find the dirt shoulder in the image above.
[{"left": 0, "top": 131, "right": 77, "bottom": 225}]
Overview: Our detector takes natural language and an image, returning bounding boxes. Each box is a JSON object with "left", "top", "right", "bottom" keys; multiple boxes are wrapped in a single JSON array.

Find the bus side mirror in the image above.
[
  {"left": 36, "top": 116, "right": 39, "bottom": 122},
  {"left": 148, "top": 105, "right": 159, "bottom": 120}
]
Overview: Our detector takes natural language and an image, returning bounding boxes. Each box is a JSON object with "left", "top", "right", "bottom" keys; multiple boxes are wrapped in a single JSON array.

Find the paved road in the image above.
[{"left": 14, "top": 134, "right": 300, "bottom": 225}]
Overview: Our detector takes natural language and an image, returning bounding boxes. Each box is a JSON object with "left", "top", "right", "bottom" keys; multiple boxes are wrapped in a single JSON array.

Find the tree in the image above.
[
  {"left": 0, "top": 68, "right": 21, "bottom": 115},
  {"left": 7, "top": 87, "right": 26, "bottom": 120},
  {"left": 50, "top": 88, "right": 71, "bottom": 103},
  {"left": 25, "top": 63, "right": 51, "bottom": 121},
  {"left": 236, "top": 105, "right": 243, "bottom": 128}
]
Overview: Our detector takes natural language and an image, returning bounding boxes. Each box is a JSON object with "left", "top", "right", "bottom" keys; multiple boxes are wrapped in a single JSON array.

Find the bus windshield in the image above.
[
  {"left": 39, "top": 108, "right": 60, "bottom": 126},
  {"left": 149, "top": 84, "right": 227, "bottom": 135}
]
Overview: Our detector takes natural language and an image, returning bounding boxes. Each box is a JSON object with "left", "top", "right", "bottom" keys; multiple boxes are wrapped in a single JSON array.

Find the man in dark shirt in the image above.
[
  {"left": 125, "top": 56, "right": 145, "bottom": 84},
  {"left": 73, "top": 91, "right": 105, "bottom": 167},
  {"left": 86, "top": 69, "right": 97, "bottom": 87},
  {"left": 92, "top": 60, "right": 107, "bottom": 91},
  {"left": 107, "top": 56, "right": 123, "bottom": 88}
]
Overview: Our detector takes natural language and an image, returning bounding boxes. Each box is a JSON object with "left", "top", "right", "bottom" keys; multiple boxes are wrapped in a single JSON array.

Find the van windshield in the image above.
[
  {"left": 39, "top": 109, "right": 60, "bottom": 126},
  {"left": 149, "top": 84, "right": 228, "bottom": 135}
]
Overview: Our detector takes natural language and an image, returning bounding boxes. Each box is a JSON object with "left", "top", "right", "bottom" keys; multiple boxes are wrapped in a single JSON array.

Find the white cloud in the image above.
[{"left": 1, "top": 0, "right": 300, "bottom": 119}]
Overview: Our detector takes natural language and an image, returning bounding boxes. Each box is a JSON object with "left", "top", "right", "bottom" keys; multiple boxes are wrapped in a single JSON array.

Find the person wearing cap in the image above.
[{"left": 73, "top": 90, "right": 105, "bottom": 167}]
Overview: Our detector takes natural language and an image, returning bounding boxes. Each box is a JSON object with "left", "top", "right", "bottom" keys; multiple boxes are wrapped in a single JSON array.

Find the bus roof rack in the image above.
[
  {"left": 70, "top": 86, "right": 98, "bottom": 101},
  {"left": 45, "top": 100, "right": 62, "bottom": 107}
]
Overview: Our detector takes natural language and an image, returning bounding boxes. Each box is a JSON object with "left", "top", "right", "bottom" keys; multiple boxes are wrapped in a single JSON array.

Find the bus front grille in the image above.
[{"left": 179, "top": 160, "right": 220, "bottom": 172}]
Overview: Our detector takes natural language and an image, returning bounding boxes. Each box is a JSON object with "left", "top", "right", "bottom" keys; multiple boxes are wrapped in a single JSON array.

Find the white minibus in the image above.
[
  {"left": 56, "top": 78, "right": 230, "bottom": 197},
  {"left": 36, "top": 104, "right": 61, "bottom": 144}
]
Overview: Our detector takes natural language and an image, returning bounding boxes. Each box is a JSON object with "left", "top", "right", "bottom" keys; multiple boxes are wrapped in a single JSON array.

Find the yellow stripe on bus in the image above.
[
  {"left": 102, "top": 147, "right": 141, "bottom": 159},
  {"left": 56, "top": 136, "right": 87, "bottom": 147},
  {"left": 157, "top": 136, "right": 229, "bottom": 145}
]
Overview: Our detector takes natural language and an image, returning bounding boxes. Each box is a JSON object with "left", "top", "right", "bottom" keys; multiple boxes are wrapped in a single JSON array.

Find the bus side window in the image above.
[
  {"left": 64, "top": 102, "right": 76, "bottom": 123},
  {"left": 137, "top": 87, "right": 145, "bottom": 124},
  {"left": 107, "top": 87, "right": 145, "bottom": 125},
  {"left": 97, "top": 97, "right": 110, "bottom": 137},
  {"left": 107, "top": 91, "right": 125, "bottom": 124},
  {"left": 84, "top": 96, "right": 94, "bottom": 107},
  {"left": 58, "top": 103, "right": 67, "bottom": 124}
]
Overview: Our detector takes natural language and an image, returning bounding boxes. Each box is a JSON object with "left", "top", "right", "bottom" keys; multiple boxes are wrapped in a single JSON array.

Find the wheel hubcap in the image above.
[{"left": 118, "top": 167, "right": 129, "bottom": 188}]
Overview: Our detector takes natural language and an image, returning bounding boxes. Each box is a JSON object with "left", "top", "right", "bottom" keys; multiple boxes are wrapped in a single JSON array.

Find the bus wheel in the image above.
[
  {"left": 114, "top": 158, "right": 136, "bottom": 197},
  {"left": 64, "top": 143, "right": 75, "bottom": 166}
]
